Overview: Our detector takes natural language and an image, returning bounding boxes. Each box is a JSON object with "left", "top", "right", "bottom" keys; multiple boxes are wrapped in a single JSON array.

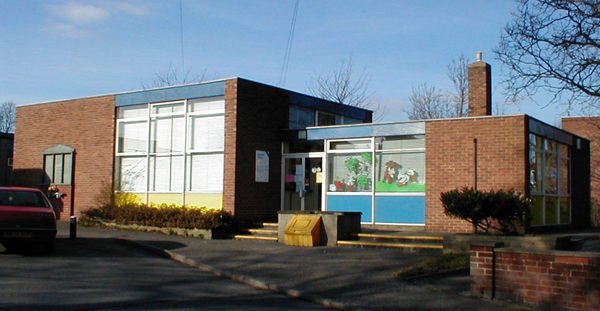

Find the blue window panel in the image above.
[
  {"left": 116, "top": 81, "right": 225, "bottom": 107},
  {"left": 307, "top": 121, "right": 425, "bottom": 140},
  {"left": 327, "top": 195, "right": 372, "bottom": 223},
  {"left": 375, "top": 196, "right": 425, "bottom": 224}
]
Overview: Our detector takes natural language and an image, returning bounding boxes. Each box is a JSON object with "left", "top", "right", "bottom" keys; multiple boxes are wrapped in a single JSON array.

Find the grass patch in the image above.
[{"left": 393, "top": 253, "right": 469, "bottom": 280}]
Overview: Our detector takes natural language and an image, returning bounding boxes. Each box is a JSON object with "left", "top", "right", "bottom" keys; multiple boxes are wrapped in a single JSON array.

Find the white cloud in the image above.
[
  {"left": 45, "top": 22, "right": 88, "bottom": 38},
  {"left": 45, "top": 1, "right": 151, "bottom": 37},
  {"left": 111, "top": 2, "right": 150, "bottom": 16},
  {"left": 50, "top": 2, "right": 110, "bottom": 25}
]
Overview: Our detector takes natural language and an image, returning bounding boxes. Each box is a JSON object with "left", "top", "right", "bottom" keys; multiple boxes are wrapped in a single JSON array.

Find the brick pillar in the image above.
[
  {"left": 468, "top": 52, "right": 492, "bottom": 117},
  {"left": 470, "top": 242, "right": 504, "bottom": 299}
]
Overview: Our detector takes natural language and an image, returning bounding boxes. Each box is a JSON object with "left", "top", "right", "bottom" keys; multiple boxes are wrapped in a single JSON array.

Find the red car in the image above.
[{"left": 0, "top": 187, "right": 57, "bottom": 253}]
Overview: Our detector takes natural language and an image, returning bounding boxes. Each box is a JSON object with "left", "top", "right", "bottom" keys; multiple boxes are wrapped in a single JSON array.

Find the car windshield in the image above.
[{"left": 0, "top": 190, "right": 48, "bottom": 208}]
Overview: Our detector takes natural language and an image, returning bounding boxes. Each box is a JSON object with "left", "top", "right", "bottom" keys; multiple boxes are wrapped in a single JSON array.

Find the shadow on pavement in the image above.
[{"left": 0, "top": 237, "right": 185, "bottom": 258}]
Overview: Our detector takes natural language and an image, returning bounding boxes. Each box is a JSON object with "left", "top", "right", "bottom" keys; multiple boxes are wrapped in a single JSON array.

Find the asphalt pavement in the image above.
[{"left": 60, "top": 222, "right": 531, "bottom": 311}]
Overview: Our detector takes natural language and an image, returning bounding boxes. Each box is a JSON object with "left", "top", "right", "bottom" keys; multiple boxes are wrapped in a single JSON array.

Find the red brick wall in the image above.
[
  {"left": 562, "top": 117, "right": 600, "bottom": 226},
  {"left": 471, "top": 243, "right": 600, "bottom": 310},
  {"left": 468, "top": 61, "right": 491, "bottom": 117},
  {"left": 425, "top": 116, "right": 527, "bottom": 232},
  {"left": 224, "top": 79, "right": 289, "bottom": 224},
  {"left": 13, "top": 96, "right": 116, "bottom": 219}
]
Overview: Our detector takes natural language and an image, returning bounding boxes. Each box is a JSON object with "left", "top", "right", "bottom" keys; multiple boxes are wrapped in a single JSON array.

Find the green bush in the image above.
[
  {"left": 82, "top": 202, "right": 233, "bottom": 230},
  {"left": 441, "top": 187, "right": 530, "bottom": 234}
]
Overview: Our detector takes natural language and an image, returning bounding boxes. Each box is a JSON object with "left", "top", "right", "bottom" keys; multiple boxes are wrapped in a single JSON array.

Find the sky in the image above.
[{"left": 0, "top": 0, "right": 569, "bottom": 125}]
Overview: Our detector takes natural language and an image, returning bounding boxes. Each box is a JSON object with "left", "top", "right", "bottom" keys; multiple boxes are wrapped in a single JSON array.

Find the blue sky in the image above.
[{"left": 0, "top": 0, "right": 567, "bottom": 125}]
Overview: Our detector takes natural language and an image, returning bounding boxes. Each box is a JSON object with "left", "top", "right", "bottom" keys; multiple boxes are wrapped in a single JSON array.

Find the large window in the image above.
[
  {"left": 375, "top": 135, "right": 425, "bottom": 193},
  {"left": 43, "top": 153, "right": 73, "bottom": 185},
  {"left": 327, "top": 139, "right": 373, "bottom": 192},
  {"left": 115, "top": 97, "right": 225, "bottom": 194},
  {"left": 529, "top": 134, "right": 570, "bottom": 226},
  {"left": 326, "top": 136, "right": 426, "bottom": 193}
]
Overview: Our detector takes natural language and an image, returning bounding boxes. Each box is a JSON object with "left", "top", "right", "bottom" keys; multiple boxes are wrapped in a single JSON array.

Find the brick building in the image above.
[
  {"left": 12, "top": 56, "right": 592, "bottom": 232},
  {"left": 13, "top": 78, "right": 370, "bottom": 223}
]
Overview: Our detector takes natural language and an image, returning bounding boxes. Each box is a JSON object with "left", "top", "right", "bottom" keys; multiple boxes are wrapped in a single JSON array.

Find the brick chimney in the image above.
[{"left": 468, "top": 51, "right": 492, "bottom": 116}]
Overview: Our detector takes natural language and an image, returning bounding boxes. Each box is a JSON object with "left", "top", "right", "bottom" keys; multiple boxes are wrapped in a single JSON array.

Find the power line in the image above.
[
  {"left": 179, "top": 0, "right": 185, "bottom": 71},
  {"left": 278, "top": 0, "right": 300, "bottom": 87}
]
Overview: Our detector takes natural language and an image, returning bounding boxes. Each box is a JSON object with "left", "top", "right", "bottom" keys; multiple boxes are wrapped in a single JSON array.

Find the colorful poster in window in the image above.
[
  {"left": 329, "top": 152, "right": 372, "bottom": 192},
  {"left": 375, "top": 153, "right": 425, "bottom": 192}
]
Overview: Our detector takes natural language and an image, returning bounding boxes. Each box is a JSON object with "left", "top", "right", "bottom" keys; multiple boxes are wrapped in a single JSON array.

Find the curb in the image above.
[{"left": 115, "top": 238, "right": 367, "bottom": 311}]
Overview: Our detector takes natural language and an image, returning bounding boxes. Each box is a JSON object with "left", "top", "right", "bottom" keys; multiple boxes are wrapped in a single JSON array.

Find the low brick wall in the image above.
[{"left": 471, "top": 243, "right": 600, "bottom": 310}]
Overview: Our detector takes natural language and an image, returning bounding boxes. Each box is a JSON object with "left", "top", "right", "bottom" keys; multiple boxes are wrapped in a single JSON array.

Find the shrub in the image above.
[
  {"left": 440, "top": 187, "right": 487, "bottom": 233},
  {"left": 82, "top": 203, "right": 233, "bottom": 230},
  {"left": 485, "top": 189, "right": 530, "bottom": 234},
  {"left": 441, "top": 187, "right": 530, "bottom": 234}
]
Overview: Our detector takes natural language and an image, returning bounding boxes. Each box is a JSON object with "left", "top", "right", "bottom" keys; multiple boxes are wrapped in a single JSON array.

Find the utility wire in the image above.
[
  {"left": 278, "top": 0, "right": 300, "bottom": 87},
  {"left": 179, "top": 0, "right": 185, "bottom": 72}
]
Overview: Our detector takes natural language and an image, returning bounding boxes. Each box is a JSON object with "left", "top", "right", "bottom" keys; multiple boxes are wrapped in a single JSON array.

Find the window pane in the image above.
[
  {"left": 375, "top": 152, "right": 425, "bottom": 192},
  {"left": 327, "top": 152, "right": 372, "bottom": 192},
  {"left": 289, "top": 105, "right": 315, "bottom": 129},
  {"left": 330, "top": 140, "right": 371, "bottom": 150},
  {"left": 530, "top": 196, "right": 543, "bottom": 226},
  {"left": 560, "top": 144, "right": 569, "bottom": 159},
  {"left": 188, "top": 154, "right": 224, "bottom": 191},
  {"left": 149, "top": 155, "right": 183, "bottom": 192},
  {"left": 559, "top": 197, "right": 571, "bottom": 224},
  {"left": 152, "top": 102, "right": 184, "bottom": 114},
  {"left": 190, "top": 115, "right": 224, "bottom": 150},
  {"left": 529, "top": 148, "right": 543, "bottom": 193},
  {"left": 379, "top": 135, "right": 425, "bottom": 150},
  {"left": 317, "top": 112, "right": 336, "bottom": 126},
  {"left": 343, "top": 117, "right": 362, "bottom": 125},
  {"left": 119, "top": 121, "right": 147, "bottom": 153},
  {"left": 118, "top": 105, "right": 147, "bottom": 118},
  {"left": 544, "top": 197, "right": 558, "bottom": 225},
  {"left": 188, "top": 98, "right": 224, "bottom": 112},
  {"left": 529, "top": 133, "right": 536, "bottom": 148},
  {"left": 544, "top": 151, "right": 558, "bottom": 194},
  {"left": 118, "top": 157, "right": 147, "bottom": 191},
  {"left": 44, "top": 155, "right": 54, "bottom": 184},
  {"left": 151, "top": 116, "right": 184, "bottom": 153},
  {"left": 63, "top": 153, "right": 72, "bottom": 184},
  {"left": 559, "top": 158, "right": 569, "bottom": 195},
  {"left": 54, "top": 154, "right": 63, "bottom": 184}
]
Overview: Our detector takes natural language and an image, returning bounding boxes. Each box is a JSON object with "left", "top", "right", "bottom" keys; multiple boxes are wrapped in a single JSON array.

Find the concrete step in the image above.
[
  {"left": 247, "top": 228, "right": 278, "bottom": 235},
  {"left": 233, "top": 223, "right": 279, "bottom": 242},
  {"left": 337, "top": 232, "right": 444, "bottom": 250},
  {"left": 233, "top": 234, "right": 278, "bottom": 241},
  {"left": 356, "top": 233, "right": 443, "bottom": 241},
  {"left": 337, "top": 240, "right": 443, "bottom": 249}
]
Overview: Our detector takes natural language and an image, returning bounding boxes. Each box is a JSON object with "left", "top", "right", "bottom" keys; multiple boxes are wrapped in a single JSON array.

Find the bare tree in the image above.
[
  {"left": 405, "top": 55, "right": 470, "bottom": 120},
  {"left": 308, "top": 57, "right": 379, "bottom": 115},
  {"left": 495, "top": 0, "right": 600, "bottom": 110},
  {"left": 0, "top": 102, "right": 16, "bottom": 133},
  {"left": 406, "top": 83, "right": 456, "bottom": 120},
  {"left": 142, "top": 63, "right": 207, "bottom": 89},
  {"left": 447, "top": 55, "right": 469, "bottom": 117}
]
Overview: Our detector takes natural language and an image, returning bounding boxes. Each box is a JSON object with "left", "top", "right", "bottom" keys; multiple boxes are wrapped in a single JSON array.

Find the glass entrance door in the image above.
[{"left": 283, "top": 156, "right": 323, "bottom": 211}]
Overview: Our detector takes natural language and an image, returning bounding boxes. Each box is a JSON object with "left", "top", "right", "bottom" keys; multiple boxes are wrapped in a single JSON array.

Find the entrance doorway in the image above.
[{"left": 282, "top": 156, "right": 323, "bottom": 211}]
